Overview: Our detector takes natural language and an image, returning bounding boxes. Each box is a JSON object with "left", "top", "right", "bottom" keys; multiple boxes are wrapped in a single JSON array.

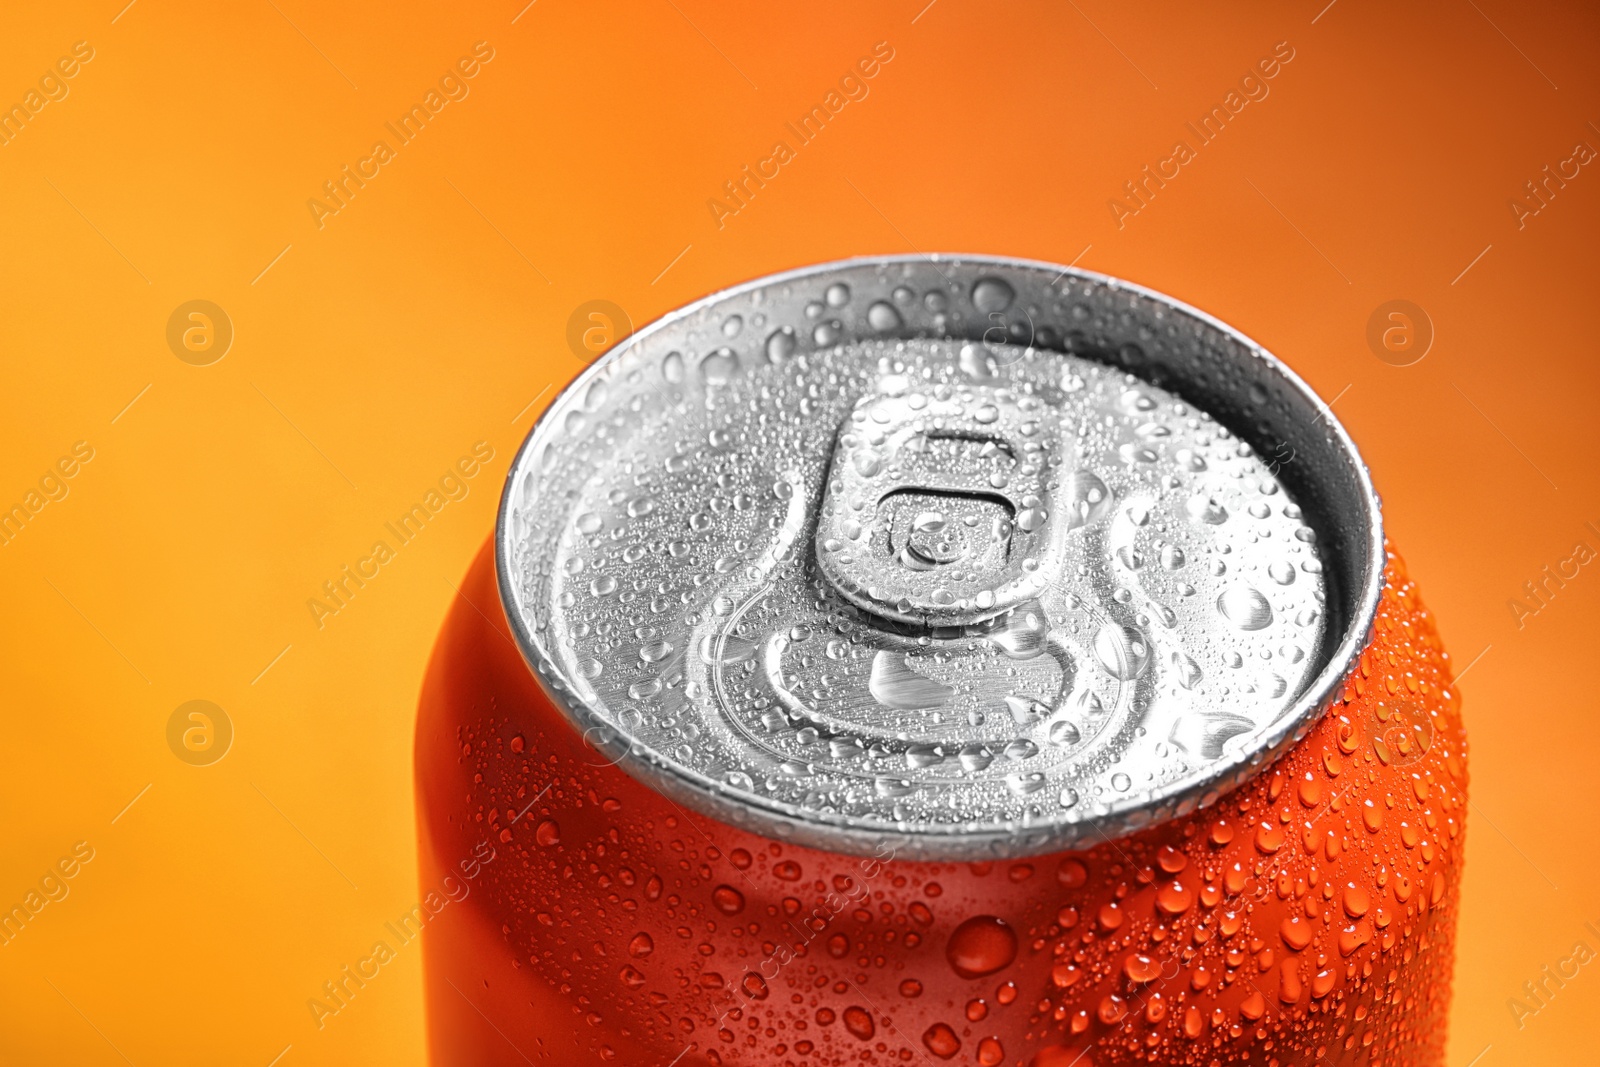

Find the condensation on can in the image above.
[{"left": 495, "top": 256, "right": 1385, "bottom": 859}]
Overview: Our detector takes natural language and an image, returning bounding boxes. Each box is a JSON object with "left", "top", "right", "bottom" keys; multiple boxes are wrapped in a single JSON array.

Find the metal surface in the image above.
[{"left": 496, "top": 256, "right": 1384, "bottom": 859}]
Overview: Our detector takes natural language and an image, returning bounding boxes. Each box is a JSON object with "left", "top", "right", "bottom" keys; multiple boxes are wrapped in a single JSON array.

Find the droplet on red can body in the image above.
[
  {"left": 922, "top": 1022, "right": 961, "bottom": 1058},
  {"left": 1156, "top": 881, "right": 1193, "bottom": 915},
  {"left": 842, "top": 1005, "right": 874, "bottom": 1040},
  {"left": 711, "top": 885, "right": 744, "bottom": 915},
  {"left": 1343, "top": 883, "right": 1371, "bottom": 918},
  {"left": 946, "top": 916, "right": 1018, "bottom": 978},
  {"left": 1056, "top": 857, "right": 1088, "bottom": 888},
  {"left": 1254, "top": 822, "right": 1285, "bottom": 853},
  {"left": 1156, "top": 844, "right": 1187, "bottom": 873},
  {"left": 1123, "top": 954, "right": 1162, "bottom": 983},
  {"left": 535, "top": 819, "right": 560, "bottom": 847},
  {"left": 628, "top": 933, "right": 653, "bottom": 957},
  {"left": 1280, "top": 915, "right": 1313, "bottom": 951}
]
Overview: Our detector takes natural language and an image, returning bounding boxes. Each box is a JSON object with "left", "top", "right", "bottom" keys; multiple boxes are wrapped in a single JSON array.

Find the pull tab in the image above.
[{"left": 814, "top": 382, "right": 1068, "bottom": 626}]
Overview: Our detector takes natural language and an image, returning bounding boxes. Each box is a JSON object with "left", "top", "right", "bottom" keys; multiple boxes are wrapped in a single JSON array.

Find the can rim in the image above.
[{"left": 495, "top": 253, "right": 1385, "bottom": 857}]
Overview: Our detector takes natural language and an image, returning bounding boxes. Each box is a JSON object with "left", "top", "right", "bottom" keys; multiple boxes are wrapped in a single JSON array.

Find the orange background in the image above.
[{"left": 2, "top": 1, "right": 1596, "bottom": 1064}]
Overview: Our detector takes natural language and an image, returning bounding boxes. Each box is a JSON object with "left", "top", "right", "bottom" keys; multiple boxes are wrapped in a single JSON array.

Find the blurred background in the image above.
[{"left": 1, "top": 1, "right": 1596, "bottom": 1063}]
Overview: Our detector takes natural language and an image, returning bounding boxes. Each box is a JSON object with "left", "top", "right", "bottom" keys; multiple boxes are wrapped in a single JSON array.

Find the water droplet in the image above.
[
  {"left": 1186, "top": 495, "right": 1228, "bottom": 524},
  {"left": 1171, "top": 651, "right": 1203, "bottom": 689},
  {"left": 661, "top": 350, "right": 684, "bottom": 382},
  {"left": 1124, "top": 954, "right": 1163, "bottom": 983},
  {"left": 699, "top": 348, "right": 738, "bottom": 384},
  {"left": 946, "top": 916, "right": 1017, "bottom": 978},
  {"left": 1048, "top": 718, "right": 1081, "bottom": 745},
  {"left": 852, "top": 449, "right": 882, "bottom": 477},
  {"left": 628, "top": 932, "right": 654, "bottom": 957},
  {"left": 825, "top": 282, "right": 852, "bottom": 308},
  {"left": 959, "top": 744, "right": 994, "bottom": 772},
  {"left": 958, "top": 343, "right": 995, "bottom": 380},
  {"left": 1343, "top": 883, "right": 1370, "bottom": 918},
  {"left": 1156, "top": 881, "right": 1193, "bottom": 915},
  {"left": 972, "top": 277, "right": 1015, "bottom": 313},
  {"left": 869, "top": 652, "right": 954, "bottom": 708},
  {"left": 712, "top": 885, "right": 745, "bottom": 914},
  {"left": 813, "top": 320, "right": 842, "bottom": 346},
  {"left": 842, "top": 1005, "right": 874, "bottom": 1039},
  {"left": 1281, "top": 915, "right": 1313, "bottom": 950},
  {"left": 1005, "top": 695, "right": 1048, "bottom": 726},
  {"left": 867, "top": 301, "right": 902, "bottom": 331},
  {"left": 922, "top": 1022, "right": 961, "bottom": 1059},
  {"left": 1057, "top": 858, "right": 1088, "bottom": 888},
  {"left": 765, "top": 327, "right": 796, "bottom": 362},
  {"left": 1064, "top": 471, "right": 1113, "bottom": 528},
  {"left": 1217, "top": 585, "right": 1273, "bottom": 631},
  {"left": 700, "top": 633, "right": 758, "bottom": 666},
  {"left": 1093, "top": 623, "right": 1151, "bottom": 679},
  {"left": 1268, "top": 560, "right": 1296, "bottom": 585},
  {"left": 535, "top": 819, "right": 560, "bottom": 847}
]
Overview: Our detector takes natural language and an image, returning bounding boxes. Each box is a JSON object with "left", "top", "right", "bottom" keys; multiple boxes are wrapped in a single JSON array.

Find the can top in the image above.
[{"left": 499, "top": 256, "right": 1383, "bottom": 860}]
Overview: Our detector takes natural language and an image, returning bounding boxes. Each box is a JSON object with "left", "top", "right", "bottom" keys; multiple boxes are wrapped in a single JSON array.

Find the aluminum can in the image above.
[{"left": 415, "top": 256, "right": 1465, "bottom": 1066}]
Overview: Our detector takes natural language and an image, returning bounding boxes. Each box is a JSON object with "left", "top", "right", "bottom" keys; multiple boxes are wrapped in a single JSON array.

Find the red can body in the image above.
[{"left": 416, "top": 540, "right": 1464, "bottom": 1066}]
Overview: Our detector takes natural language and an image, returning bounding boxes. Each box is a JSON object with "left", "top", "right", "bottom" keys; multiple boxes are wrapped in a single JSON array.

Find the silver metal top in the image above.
[{"left": 498, "top": 256, "right": 1384, "bottom": 860}]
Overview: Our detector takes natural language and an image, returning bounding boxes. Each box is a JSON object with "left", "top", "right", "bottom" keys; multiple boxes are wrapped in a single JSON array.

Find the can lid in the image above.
[{"left": 498, "top": 256, "right": 1383, "bottom": 859}]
